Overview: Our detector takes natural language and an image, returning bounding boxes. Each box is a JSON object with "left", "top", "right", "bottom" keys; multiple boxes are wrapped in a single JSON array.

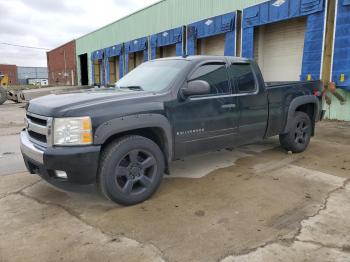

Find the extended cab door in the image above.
[
  {"left": 228, "top": 61, "right": 268, "bottom": 143},
  {"left": 170, "top": 61, "right": 239, "bottom": 158}
]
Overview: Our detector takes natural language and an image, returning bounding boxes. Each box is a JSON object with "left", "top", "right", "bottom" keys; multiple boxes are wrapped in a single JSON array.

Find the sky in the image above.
[{"left": 0, "top": 0, "right": 159, "bottom": 67}]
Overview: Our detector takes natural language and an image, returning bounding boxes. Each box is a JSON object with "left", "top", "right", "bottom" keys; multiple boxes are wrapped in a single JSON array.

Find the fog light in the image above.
[{"left": 55, "top": 170, "right": 68, "bottom": 179}]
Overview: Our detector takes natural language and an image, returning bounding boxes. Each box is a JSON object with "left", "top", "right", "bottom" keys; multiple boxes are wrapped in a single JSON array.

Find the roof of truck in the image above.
[{"left": 154, "top": 55, "right": 251, "bottom": 63}]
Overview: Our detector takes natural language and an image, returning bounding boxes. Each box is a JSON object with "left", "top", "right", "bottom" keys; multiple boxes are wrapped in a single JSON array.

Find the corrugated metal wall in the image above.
[
  {"left": 325, "top": 90, "right": 350, "bottom": 121},
  {"left": 17, "top": 67, "right": 48, "bottom": 85},
  {"left": 76, "top": 0, "right": 265, "bottom": 85}
]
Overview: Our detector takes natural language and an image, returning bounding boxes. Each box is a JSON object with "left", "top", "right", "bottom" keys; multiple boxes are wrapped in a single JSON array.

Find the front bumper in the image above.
[{"left": 20, "top": 131, "right": 101, "bottom": 185}]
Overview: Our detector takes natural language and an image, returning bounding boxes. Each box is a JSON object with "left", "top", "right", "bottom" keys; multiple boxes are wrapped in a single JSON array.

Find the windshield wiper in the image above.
[{"left": 119, "top": 86, "right": 144, "bottom": 91}]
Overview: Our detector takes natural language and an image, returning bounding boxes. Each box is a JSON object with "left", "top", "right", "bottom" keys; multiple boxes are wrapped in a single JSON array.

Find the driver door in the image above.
[{"left": 169, "top": 62, "right": 239, "bottom": 158}]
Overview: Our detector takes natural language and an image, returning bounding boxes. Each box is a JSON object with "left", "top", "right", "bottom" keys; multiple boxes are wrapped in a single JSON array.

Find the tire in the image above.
[
  {"left": 279, "top": 111, "right": 312, "bottom": 153},
  {"left": 0, "top": 87, "right": 7, "bottom": 105},
  {"left": 98, "top": 135, "right": 165, "bottom": 206}
]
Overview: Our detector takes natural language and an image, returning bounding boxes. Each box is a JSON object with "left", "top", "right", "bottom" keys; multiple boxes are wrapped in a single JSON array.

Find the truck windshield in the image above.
[{"left": 115, "top": 60, "right": 189, "bottom": 92}]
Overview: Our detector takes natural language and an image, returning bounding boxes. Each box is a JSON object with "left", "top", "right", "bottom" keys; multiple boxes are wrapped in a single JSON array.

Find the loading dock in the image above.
[
  {"left": 105, "top": 44, "right": 124, "bottom": 85},
  {"left": 187, "top": 12, "right": 237, "bottom": 56},
  {"left": 124, "top": 37, "right": 148, "bottom": 74},
  {"left": 79, "top": 53, "right": 89, "bottom": 85},
  {"left": 254, "top": 17, "right": 307, "bottom": 81},
  {"left": 331, "top": 0, "right": 350, "bottom": 91},
  {"left": 91, "top": 49, "right": 105, "bottom": 86},
  {"left": 150, "top": 27, "right": 184, "bottom": 59},
  {"left": 242, "top": 0, "right": 327, "bottom": 82}
]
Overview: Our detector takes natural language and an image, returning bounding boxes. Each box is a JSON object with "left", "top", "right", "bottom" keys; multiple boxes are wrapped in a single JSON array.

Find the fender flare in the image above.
[
  {"left": 94, "top": 114, "right": 173, "bottom": 161},
  {"left": 283, "top": 95, "right": 320, "bottom": 134}
]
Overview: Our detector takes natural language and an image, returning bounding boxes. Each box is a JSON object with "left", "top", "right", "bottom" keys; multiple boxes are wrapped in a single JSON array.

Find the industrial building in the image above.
[
  {"left": 46, "top": 0, "right": 350, "bottom": 121},
  {"left": 46, "top": 40, "right": 77, "bottom": 86},
  {"left": 0, "top": 64, "right": 17, "bottom": 85},
  {"left": 0, "top": 65, "right": 48, "bottom": 86},
  {"left": 17, "top": 67, "right": 48, "bottom": 85}
]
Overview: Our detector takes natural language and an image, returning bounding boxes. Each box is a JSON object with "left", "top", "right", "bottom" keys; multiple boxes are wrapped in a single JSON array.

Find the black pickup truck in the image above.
[{"left": 20, "top": 56, "right": 324, "bottom": 205}]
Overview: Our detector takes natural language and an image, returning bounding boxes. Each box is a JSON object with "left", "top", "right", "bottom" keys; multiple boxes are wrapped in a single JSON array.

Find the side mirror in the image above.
[{"left": 180, "top": 80, "right": 211, "bottom": 98}]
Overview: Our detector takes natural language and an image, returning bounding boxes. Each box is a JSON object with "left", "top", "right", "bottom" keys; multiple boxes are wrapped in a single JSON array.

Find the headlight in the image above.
[{"left": 53, "top": 117, "right": 92, "bottom": 146}]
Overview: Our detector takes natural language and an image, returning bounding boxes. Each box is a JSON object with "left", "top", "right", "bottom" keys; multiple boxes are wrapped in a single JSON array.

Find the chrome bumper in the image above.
[{"left": 20, "top": 131, "right": 44, "bottom": 164}]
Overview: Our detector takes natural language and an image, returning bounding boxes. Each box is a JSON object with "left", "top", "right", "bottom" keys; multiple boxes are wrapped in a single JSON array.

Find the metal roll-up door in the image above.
[
  {"left": 157, "top": 45, "right": 177, "bottom": 58},
  {"left": 94, "top": 60, "right": 101, "bottom": 84},
  {"left": 197, "top": 34, "right": 226, "bottom": 56},
  {"left": 109, "top": 57, "right": 119, "bottom": 83},
  {"left": 115, "top": 57, "right": 120, "bottom": 81},
  {"left": 128, "top": 51, "right": 144, "bottom": 72},
  {"left": 254, "top": 17, "right": 307, "bottom": 81},
  {"left": 135, "top": 52, "right": 143, "bottom": 67}
]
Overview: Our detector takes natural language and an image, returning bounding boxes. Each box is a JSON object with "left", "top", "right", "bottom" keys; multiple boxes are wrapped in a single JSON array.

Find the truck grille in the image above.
[{"left": 25, "top": 112, "right": 53, "bottom": 148}]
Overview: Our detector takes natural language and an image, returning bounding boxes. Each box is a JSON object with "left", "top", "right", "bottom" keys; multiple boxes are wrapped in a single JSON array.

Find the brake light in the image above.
[{"left": 313, "top": 91, "right": 321, "bottom": 97}]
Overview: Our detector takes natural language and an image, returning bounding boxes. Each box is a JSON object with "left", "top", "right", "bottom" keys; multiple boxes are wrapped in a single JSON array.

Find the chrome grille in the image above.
[{"left": 25, "top": 112, "right": 53, "bottom": 148}]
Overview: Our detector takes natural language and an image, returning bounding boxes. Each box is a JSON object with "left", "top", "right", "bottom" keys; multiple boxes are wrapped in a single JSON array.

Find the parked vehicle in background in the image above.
[
  {"left": 20, "top": 56, "right": 325, "bottom": 205},
  {"left": 27, "top": 78, "right": 49, "bottom": 86}
]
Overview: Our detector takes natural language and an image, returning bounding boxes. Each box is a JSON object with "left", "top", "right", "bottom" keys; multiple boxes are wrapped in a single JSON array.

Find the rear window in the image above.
[{"left": 228, "top": 63, "right": 256, "bottom": 93}]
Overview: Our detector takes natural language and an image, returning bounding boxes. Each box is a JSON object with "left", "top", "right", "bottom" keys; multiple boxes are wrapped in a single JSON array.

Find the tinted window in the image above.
[
  {"left": 229, "top": 63, "right": 256, "bottom": 93},
  {"left": 189, "top": 63, "right": 230, "bottom": 95}
]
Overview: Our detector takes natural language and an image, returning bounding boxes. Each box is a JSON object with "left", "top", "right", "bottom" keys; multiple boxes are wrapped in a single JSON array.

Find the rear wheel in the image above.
[
  {"left": 0, "top": 87, "right": 7, "bottom": 105},
  {"left": 98, "top": 135, "right": 165, "bottom": 206},
  {"left": 279, "top": 111, "right": 312, "bottom": 153}
]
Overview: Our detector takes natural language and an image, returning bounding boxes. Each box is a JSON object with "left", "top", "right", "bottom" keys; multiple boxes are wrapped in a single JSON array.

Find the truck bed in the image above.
[
  {"left": 264, "top": 80, "right": 323, "bottom": 137},
  {"left": 265, "top": 81, "right": 315, "bottom": 88}
]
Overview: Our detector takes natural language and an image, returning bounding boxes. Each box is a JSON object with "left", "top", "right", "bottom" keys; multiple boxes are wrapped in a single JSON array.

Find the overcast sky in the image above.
[{"left": 0, "top": 0, "right": 159, "bottom": 67}]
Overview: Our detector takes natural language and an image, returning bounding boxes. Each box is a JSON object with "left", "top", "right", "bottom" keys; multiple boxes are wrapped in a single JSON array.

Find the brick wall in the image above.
[
  {"left": 0, "top": 64, "right": 17, "bottom": 85},
  {"left": 47, "top": 40, "right": 77, "bottom": 85}
]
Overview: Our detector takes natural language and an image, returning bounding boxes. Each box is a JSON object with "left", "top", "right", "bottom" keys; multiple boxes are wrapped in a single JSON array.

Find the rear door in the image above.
[
  {"left": 228, "top": 61, "right": 268, "bottom": 143},
  {"left": 170, "top": 61, "right": 239, "bottom": 157}
]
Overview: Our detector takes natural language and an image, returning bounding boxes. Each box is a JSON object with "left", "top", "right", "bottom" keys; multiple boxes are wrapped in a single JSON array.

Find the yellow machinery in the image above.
[
  {"left": 0, "top": 74, "right": 9, "bottom": 87},
  {"left": 0, "top": 74, "right": 9, "bottom": 105}
]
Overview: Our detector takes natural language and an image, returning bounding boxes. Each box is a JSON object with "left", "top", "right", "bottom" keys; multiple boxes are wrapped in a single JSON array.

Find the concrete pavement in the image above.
[{"left": 0, "top": 102, "right": 349, "bottom": 262}]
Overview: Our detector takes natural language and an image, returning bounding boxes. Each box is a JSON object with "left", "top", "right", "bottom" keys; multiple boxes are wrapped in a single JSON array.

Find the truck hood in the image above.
[{"left": 27, "top": 88, "right": 155, "bottom": 117}]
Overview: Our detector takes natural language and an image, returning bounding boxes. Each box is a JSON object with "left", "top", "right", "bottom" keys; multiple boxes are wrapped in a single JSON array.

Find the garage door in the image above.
[
  {"left": 254, "top": 17, "right": 306, "bottom": 82},
  {"left": 93, "top": 60, "right": 101, "bottom": 85},
  {"left": 157, "top": 45, "right": 177, "bottom": 58},
  {"left": 128, "top": 51, "right": 144, "bottom": 72},
  {"left": 197, "top": 34, "right": 226, "bottom": 56},
  {"left": 108, "top": 57, "right": 119, "bottom": 84}
]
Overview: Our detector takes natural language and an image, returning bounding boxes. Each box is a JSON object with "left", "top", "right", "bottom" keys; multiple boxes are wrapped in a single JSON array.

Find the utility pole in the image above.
[{"left": 63, "top": 50, "right": 67, "bottom": 85}]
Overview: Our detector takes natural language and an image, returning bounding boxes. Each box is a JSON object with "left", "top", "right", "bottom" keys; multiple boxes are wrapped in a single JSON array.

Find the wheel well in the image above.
[
  {"left": 295, "top": 103, "right": 316, "bottom": 135},
  {"left": 101, "top": 127, "right": 170, "bottom": 173}
]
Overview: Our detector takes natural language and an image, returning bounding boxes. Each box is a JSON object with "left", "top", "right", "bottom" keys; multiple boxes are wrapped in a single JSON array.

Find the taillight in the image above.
[{"left": 313, "top": 91, "right": 321, "bottom": 97}]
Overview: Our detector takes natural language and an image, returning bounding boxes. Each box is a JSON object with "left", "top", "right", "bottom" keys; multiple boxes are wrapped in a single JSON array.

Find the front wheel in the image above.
[
  {"left": 98, "top": 135, "right": 165, "bottom": 206},
  {"left": 279, "top": 111, "right": 312, "bottom": 153}
]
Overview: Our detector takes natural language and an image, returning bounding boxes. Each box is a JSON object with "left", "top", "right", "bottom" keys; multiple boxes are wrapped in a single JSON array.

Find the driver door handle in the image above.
[{"left": 221, "top": 104, "right": 236, "bottom": 109}]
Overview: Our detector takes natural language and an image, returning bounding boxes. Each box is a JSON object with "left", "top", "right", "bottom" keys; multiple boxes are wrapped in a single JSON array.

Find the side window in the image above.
[
  {"left": 189, "top": 63, "right": 230, "bottom": 95},
  {"left": 228, "top": 63, "right": 256, "bottom": 93}
]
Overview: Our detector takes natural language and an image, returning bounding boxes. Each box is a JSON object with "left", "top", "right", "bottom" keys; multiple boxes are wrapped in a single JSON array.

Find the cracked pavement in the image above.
[{"left": 1, "top": 102, "right": 350, "bottom": 262}]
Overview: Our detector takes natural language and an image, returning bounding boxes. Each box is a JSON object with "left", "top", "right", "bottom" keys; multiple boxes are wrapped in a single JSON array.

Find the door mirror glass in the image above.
[{"left": 181, "top": 80, "right": 211, "bottom": 98}]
